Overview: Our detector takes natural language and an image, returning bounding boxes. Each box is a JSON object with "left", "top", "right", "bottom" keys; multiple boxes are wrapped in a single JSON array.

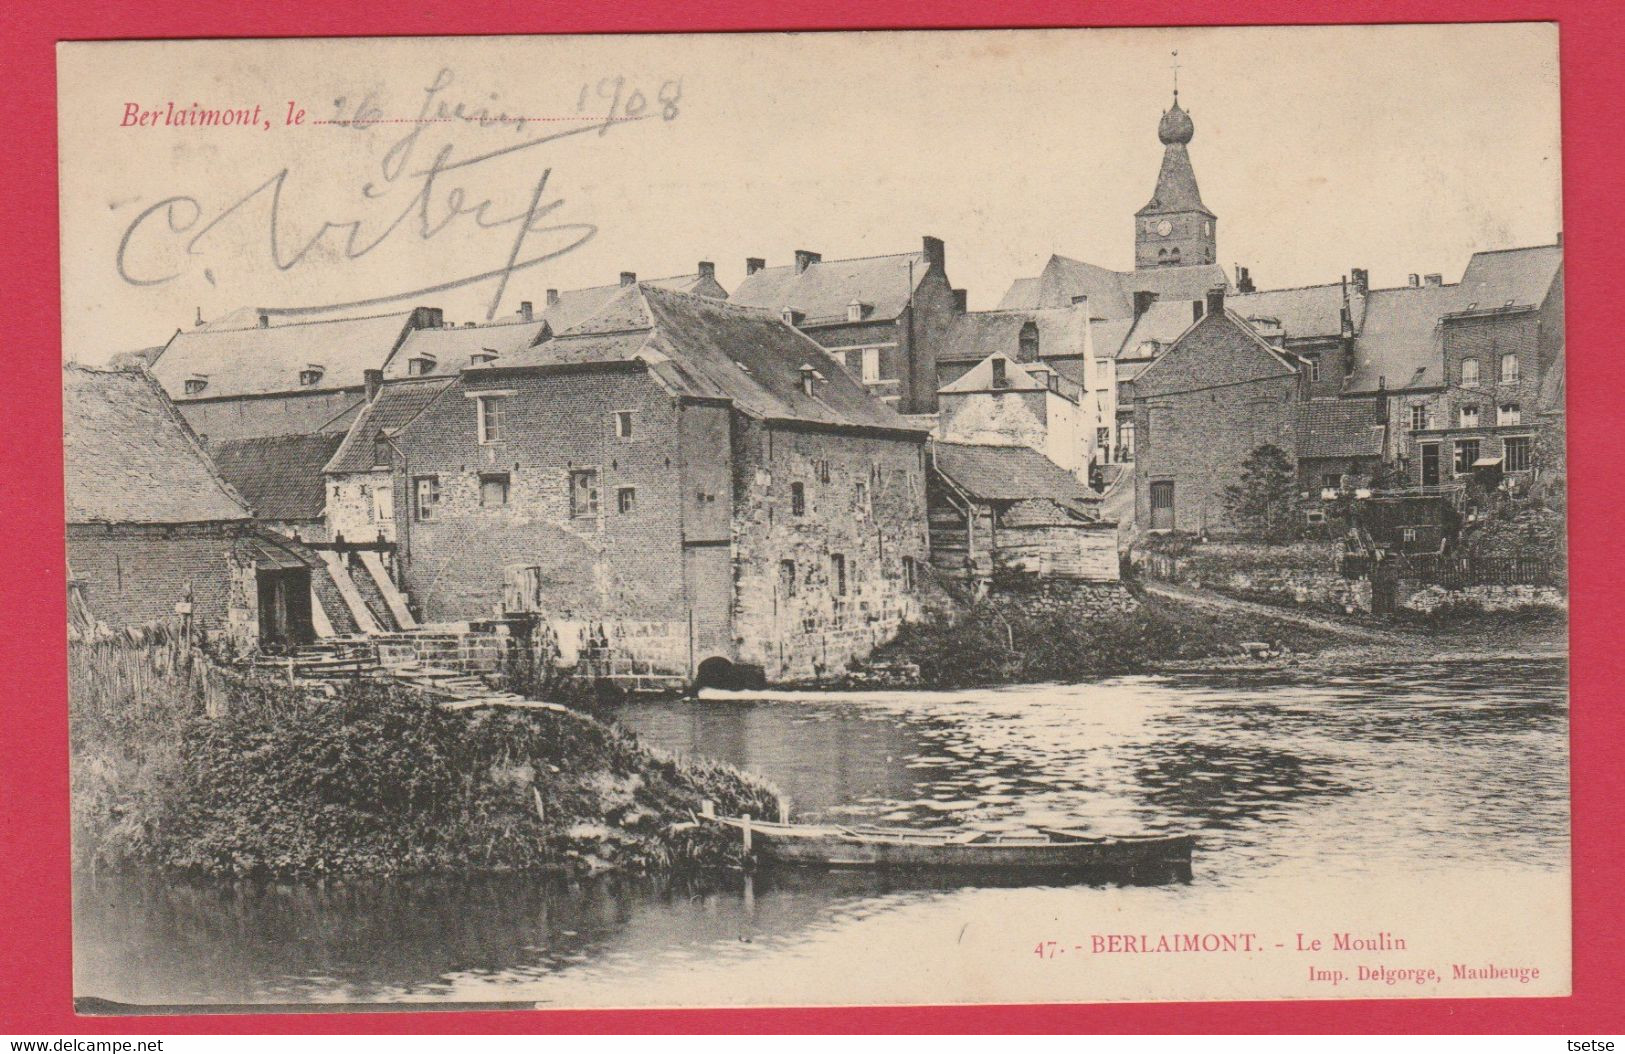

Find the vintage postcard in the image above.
[{"left": 59, "top": 24, "right": 1568, "bottom": 1011}]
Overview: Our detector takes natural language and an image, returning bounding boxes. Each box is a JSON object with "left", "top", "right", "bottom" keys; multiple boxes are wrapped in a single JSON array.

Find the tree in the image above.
[{"left": 1223, "top": 443, "right": 1301, "bottom": 543}]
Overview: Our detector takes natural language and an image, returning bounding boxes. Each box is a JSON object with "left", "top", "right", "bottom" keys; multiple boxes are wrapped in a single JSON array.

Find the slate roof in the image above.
[
  {"left": 932, "top": 440, "right": 1097, "bottom": 511},
  {"left": 64, "top": 364, "right": 253, "bottom": 525},
  {"left": 1089, "top": 316, "right": 1137, "bottom": 360},
  {"left": 475, "top": 285, "right": 923, "bottom": 435},
  {"left": 1116, "top": 300, "right": 1200, "bottom": 360},
  {"left": 1296, "top": 399, "right": 1386, "bottom": 460},
  {"left": 938, "top": 308, "right": 1091, "bottom": 365},
  {"left": 728, "top": 252, "right": 929, "bottom": 325},
  {"left": 1344, "top": 283, "right": 1462, "bottom": 395},
  {"left": 938, "top": 353, "right": 1062, "bottom": 396},
  {"left": 210, "top": 432, "right": 346, "bottom": 521},
  {"left": 325, "top": 376, "right": 458, "bottom": 474},
  {"left": 1137, "top": 142, "right": 1213, "bottom": 218},
  {"left": 996, "top": 254, "right": 1228, "bottom": 318},
  {"left": 1230, "top": 282, "right": 1353, "bottom": 341},
  {"left": 384, "top": 318, "right": 549, "bottom": 379},
  {"left": 1454, "top": 243, "right": 1563, "bottom": 311},
  {"left": 151, "top": 310, "right": 420, "bottom": 400},
  {"left": 539, "top": 272, "right": 727, "bottom": 334}
]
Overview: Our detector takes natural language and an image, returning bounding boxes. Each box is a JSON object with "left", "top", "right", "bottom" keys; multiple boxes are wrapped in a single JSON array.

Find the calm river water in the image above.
[{"left": 73, "top": 659, "right": 1569, "bottom": 1008}]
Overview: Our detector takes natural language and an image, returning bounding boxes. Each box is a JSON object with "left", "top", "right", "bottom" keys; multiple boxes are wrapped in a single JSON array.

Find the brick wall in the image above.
[
  {"left": 730, "top": 419, "right": 929, "bottom": 680},
  {"left": 176, "top": 389, "right": 362, "bottom": 442},
  {"left": 1133, "top": 313, "right": 1302, "bottom": 535},
  {"left": 67, "top": 523, "right": 258, "bottom": 647},
  {"left": 1419, "top": 311, "right": 1545, "bottom": 481},
  {"left": 342, "top": 368, "right": 699, "bottom": 628}
]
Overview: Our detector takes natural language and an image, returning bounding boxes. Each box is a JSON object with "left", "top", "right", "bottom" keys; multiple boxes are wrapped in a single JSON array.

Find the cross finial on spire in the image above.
[{"left": 1171, "top": 50, "right": 1181, "bottom": 101}]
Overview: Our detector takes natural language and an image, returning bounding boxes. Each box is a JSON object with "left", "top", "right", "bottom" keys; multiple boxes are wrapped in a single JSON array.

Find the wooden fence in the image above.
[{"left": 1390, "top": 554, "right": 1564, "bottom": 588}]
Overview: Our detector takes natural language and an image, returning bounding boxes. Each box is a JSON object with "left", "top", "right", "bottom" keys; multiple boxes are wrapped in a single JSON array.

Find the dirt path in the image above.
[{"left": 1141, "top": 580, "right": 1409, "bottom": 642}]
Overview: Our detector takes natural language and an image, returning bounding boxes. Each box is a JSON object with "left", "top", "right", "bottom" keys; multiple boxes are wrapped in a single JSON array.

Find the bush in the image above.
[
  {"left": 873, "top": 592, "right": 1332, "bottom": 689},
  {"left": 71, "top": 643, "right": 778, "bottom": 879}
]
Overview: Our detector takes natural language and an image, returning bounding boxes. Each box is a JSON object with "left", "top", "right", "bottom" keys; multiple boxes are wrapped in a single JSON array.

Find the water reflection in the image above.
[{"left": 74, "top": 659, "right": 1567, "bottom": 1006}]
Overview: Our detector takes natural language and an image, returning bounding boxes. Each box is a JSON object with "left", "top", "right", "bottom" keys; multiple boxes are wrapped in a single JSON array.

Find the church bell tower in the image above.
[{"left": 1135, "top": 58, "right": 1217, "bottom": 270}]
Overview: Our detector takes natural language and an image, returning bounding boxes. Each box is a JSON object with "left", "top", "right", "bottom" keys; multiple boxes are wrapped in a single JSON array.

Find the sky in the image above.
[{"left": 58, "top": 23, "right": 1562, "bottom": 361}]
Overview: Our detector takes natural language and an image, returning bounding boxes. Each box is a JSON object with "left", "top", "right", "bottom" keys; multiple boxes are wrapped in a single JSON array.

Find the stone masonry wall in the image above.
[{"left": 731, "top": 419, "right": 930, "bottom": 681}]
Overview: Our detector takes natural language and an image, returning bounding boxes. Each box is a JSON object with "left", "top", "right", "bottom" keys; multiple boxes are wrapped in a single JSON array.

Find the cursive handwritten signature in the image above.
[{"left": 115, "top": 68, "right": 683, "bottom": 320}]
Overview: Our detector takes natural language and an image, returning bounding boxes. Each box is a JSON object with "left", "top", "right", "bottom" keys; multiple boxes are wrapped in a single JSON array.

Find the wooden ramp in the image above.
[{"left": 357, "top": 550, "right": 416, "bottom": 629}]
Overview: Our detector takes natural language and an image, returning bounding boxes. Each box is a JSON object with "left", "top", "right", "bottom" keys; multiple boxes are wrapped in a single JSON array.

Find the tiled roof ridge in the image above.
[
  {"left": 1469, "top": 241, "right": 1562, "bottom": 257},
  {"left": 190, "top": 307, "right": 414, "bottom": 336},
  {"left": 752, "top": 249, "right": 926, "bottom": 271},
  {"left": 1234, "top": 280, "right": 1349, "bottom": 295},
  {"left": 559, "top": 270, "right": 710, "bottom": 296},
  {"left": 1368, "top": 281, "right": 1461, "bottom": 294}
]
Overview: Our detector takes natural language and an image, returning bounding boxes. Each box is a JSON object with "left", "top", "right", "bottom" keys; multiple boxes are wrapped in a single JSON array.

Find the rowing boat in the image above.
[{"left": 708, "top": 815, "right": 1195, "bottom": 873}]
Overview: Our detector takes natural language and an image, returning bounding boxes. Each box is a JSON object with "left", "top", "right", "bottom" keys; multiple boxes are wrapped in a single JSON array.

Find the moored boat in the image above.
[{"left": 707, "top": 815, "right": 1196, "bottom": 874}]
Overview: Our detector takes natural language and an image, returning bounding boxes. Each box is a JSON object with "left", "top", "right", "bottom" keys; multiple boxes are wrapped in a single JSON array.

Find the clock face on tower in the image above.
[{"left": 1157, "top": 219, "right": 1173, "bottom": 237}]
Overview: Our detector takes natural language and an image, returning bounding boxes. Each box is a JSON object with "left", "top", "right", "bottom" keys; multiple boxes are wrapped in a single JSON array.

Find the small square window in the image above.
[
  {"left": 616, "top": 486, "right": 636, "bottom": 514},
  {"left": 480, "top": 472, "right": 510, "bottom": 507},
  {"left": 614, "top": 411, "right": 634, "bottom": 439}
]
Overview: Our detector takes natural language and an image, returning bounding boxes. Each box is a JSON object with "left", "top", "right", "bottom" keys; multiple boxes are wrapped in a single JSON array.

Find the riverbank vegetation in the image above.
[
  {"left": 869, "top": 587, "right": 1335, "bottom": 689},
  {"left": 70, "top": 637, "right": 778, "bottom": 880}
]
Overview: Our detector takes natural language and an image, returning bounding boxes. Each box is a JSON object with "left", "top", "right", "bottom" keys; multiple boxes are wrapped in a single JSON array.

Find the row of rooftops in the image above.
[
  {"left": 63, "top": 358, "right": 1097, "bottom": 530},
  {"left": 130, "top": 233, "right": 1561, "bottom": 428}
]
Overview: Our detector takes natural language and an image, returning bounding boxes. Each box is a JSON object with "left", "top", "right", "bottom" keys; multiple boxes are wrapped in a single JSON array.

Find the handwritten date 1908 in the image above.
[{"left": 115, "top": 67, "right": 685, "bottom": 323}]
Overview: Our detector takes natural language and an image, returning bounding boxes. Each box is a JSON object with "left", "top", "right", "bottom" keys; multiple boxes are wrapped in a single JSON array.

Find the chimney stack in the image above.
[
  {"left": 1236, "top": 266, "right": 1256, "bottom": 294},
  {"left": 519, "top": 301, "right": 533, "bottom": 322},
  {"left": 1133, "top": 290, "right": 1158, "bottom": 319},
  {"left": 922, "top": 235, "right": 946, "bottom": 273},
  {"left": 620, "top": 271, "right": 637, "bottom": 286},
  {"left": 1408, "top": 274, "right": 1421, "bottom": 287},
  {"left": 363, "top": 369, "right": 383, "bottom": 404},
  {"left": 794, "top": 250, "right": 821, "bottom": 275},
  {"left": 1350, "top": 268, "right": 1370, "bottom": 296},
  {"left": 952, "top": 288, "right": 968, "bottom": 312},
  {"left": 258, "top": 312, "right": 270, "bottom": 329},
  {"left": 546, "top": 288, "right": 560, "bottom": 307},
  {"left": 1423, "top": 274, "right": 1443, "bottom": 287},
  {"left": 1205, "top": 286, "right": 1226, "bottom": 318},
  {"left": 746, "top": 257, "right": 766, "bottom": 276},
  {"left": 1556, "top": 231, "right": 1563, "bottom": 246},
  {"left": 697, "top": 261, "right": 716, "bottom": 281}
]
